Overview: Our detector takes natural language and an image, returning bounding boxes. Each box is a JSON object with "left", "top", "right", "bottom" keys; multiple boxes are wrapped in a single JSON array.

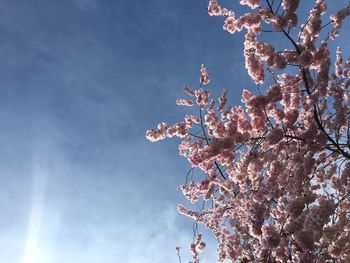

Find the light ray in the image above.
[{"left": 22, "top": 163, "right": 47, "bottom": 263}]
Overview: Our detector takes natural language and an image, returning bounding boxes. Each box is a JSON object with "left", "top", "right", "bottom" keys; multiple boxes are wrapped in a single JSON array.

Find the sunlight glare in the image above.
[{"left": 22, "top": 167, "right": 47, "bottom": 263}]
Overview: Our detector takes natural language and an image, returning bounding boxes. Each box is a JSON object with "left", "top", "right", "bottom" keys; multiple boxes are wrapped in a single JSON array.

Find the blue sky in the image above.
[{"left": 0, "top": 1, "right": 350, "bottom": 263}]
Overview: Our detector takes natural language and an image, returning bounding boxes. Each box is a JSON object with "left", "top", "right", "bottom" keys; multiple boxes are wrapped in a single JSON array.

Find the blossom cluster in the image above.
[{"left": 147, "top": 1, "right": 350, "bottom": 262}]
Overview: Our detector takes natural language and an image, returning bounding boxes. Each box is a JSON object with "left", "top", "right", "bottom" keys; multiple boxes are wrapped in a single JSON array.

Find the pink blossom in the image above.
[
  {"left": 166, "top": 122, "right": 189, "bottom": 138},
  {"left": 300, "top": 50, "right": 313, "bottom": 67},
  {"left": 217, "top": 88, "right": 227, "bottom": 112},
  {"left": 286, "top": 197, "right": 305, "bottom": 217},
  {"left": 200, "top": 64, "right": 211, "bottom": 85},
  {"left": 331, "top": 7, "right": 350, "bottom": 29},
  {"left": 184, "top": 85, "right": 195, "bottom": 96},
  {"left": 245, "top": 52, "right": 265, "bottom": 83},
  {"left": 194, "top": 88, "right": 210, "bottom": 107},
  {"left": 207, "top": 0, "right": 232, "bottom": 16},
  {"left": 223, "top": 16, "right": 237, "bottom": 33},
  {"left": 299, "top": 0, "right": 327, "bottom": 44},
  {"left": 207, "top": 0, "right": 221, "bottom": 16},
  {"left": 266, "top": 128, "right": 284, "bottom": 144},
  {"left": 271, "top": 15, "right": 287, "bottom": 31},
  {"left": 261, "top": 224, "right": 280, "bottom": 248},
  {"left": 335, "top": 47, "right": 343, "bottom": 77},
  {"left": 240, "top": 0, "right": 260, "bottom": 9},
  {"left": 176, "top": 99, "right": 194, "bottom": 106},
  {"left": 282, "top": 0, "right": 300, "bottom": 27},
  {"left": 267, "top": 84, "right": 282, "bottom": 103},
  {"left": 294, "top": 230, "right": 315, "bottom": 250},
  {"left": 145, "top": 122, "right": 167, "bottom": 142}
]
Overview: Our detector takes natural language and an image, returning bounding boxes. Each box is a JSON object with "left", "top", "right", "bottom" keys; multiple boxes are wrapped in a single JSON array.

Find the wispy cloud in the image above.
[
  {"left": 73, "top": 0, "right": 98, "bottom": 12},
  {"left": 22, "top": 203, "right": 217, "bottom": 263}
]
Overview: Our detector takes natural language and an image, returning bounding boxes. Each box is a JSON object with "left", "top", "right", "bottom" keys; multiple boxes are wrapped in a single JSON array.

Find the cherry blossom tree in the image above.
[{"left": 147, "top": 1, "right": 350, "bottom": 262}]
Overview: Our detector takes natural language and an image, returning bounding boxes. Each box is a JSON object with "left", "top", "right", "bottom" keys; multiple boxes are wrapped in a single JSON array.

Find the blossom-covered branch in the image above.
[{"left": 147, "top": 1, "right": 350, "bottom": 262}]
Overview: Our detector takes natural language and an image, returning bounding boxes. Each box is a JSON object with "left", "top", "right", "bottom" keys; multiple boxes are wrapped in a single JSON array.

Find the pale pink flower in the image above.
[
  {"left": 176, "top": 99, "right": 194, "bottom": 106},
  {"left": 267, "top": 84, "right": 282, "bottom": 103},
  {"left": 200, "top": 64, "right": 211, "bottom": 85},
  {"left": 240, "top": 0, "right": 260, "bottom": 9},
  {"left": 245, "top": 52, "right": 265, "bottom": 83},
  {"left": 266, "top": 128, "right": 284, "bottom": 144},
  {"left": 145, "top": 122, "right": 167, "bottom": 142},
  {"left": 261, "top": 224, "right": 280, "bottom": 248},
  {"left": 217, "top": 88, "right": 227, "bottom": 112},
  {"left": 223, "top": 16, "right": 237, "bottom": 33},
  {"left": 331, "top": 7, "right": 350, "bottom": 29},
  {"left": 335, "top": 47, "right": 343, "bottom": 77},
  {"left": 184, "top": 85, "right": 195, "bottom": 96},
  {"left": 294, "top": 230, "right": 315, "bottom": 250}
]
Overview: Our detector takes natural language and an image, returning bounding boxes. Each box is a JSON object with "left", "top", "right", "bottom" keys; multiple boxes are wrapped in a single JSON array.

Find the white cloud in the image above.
[{"left": 17, "top": 202, "right": 218, "bottom": 263}]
